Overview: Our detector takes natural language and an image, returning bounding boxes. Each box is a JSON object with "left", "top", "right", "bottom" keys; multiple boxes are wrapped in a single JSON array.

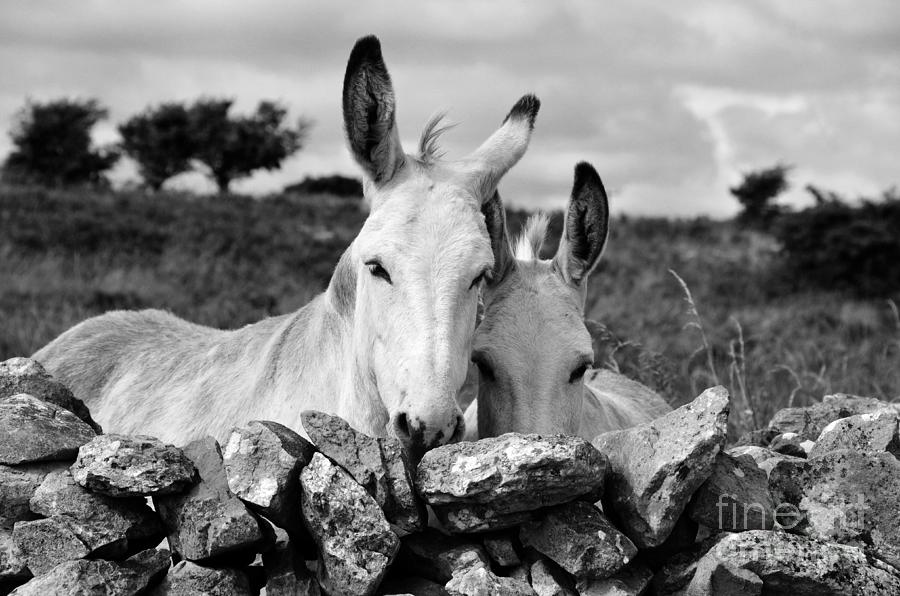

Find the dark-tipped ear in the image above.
[
  {"left": 467, "top": 94, "right": 540, "bottom": 198},
  {"left": 342, "top": 35, "right": 406, "bottom": 185},
  {"left": 482, "top": 191, "right": 515, "bottom": 284},
  {"left": 553, "top": 162, "right": 610, "bottom": 287}
]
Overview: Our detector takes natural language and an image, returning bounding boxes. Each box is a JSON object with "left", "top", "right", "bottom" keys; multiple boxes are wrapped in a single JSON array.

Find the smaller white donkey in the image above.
[
  {"left": 33, "top": 35, "right": 540, "bottom": 456},
  {"left": 463, "top": 162, "right": 672, "bottom": 440}
]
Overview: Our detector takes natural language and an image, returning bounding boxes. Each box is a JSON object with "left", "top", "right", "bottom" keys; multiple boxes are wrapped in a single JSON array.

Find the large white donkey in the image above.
[{"left": 34, "top": 36, "right": 540, "bottom": 455}]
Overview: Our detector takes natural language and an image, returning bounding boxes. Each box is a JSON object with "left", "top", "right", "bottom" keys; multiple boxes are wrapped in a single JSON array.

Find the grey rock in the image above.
[
  {"left": 809, "top": 409, "right": 900, "bottom": 458},
  {"left": 378, "top": 433, "right": 427, "bottom": 534},
  {"left": 520, "top": 501, "right": 636, "bottom": 582},
  {"left": 71, "top": 434, "right": 196, "bottom": 497},
  {"left": 444, "top": 565, "right": 536, "bottom": 596},
  {"left": 593, "top": 386, "right": 730, "bottom": 549},
  {"left": 417, "top": 433, "right": 606, "bottom": 532},
  {"left": 300, "top": 452, "right": 399, "bottom": 596},
  {"left": 149, "top": 561, "right": 251, "bottom": 595},
  {"left": 725, "top": 446, "right": 804, "bottom": 477},
  {"left": 301, "top": 410, "right": 388, "bottom": 504},
  {"left": 301, "top": 411, "right": 425, "bottom": 534},
  {"left": 483, "top": 533, "right": 520, "bottom": 567},
  {"left": 0, "top": 462, "right": 67, "bottom": 528},
  {"left": 222, "top": 421, "right": 315, "bottom": 534},
  {"left": 0, "top": 358, "right": 101, "bottom": 433},
  {"left": 686, "top": 452, "right": 775, "bottom": 532},
  {"left": 768, "top": 393, "right": 900, "bottom": 441},
  {"left": 576, "top": 563, "right": 652, "bottom": 596},
  {"left": 509, "top": 565, "right": 530, "bottom": 586},
  {"left": 768, "top": 432, "right": 810, "bottom": 458},
  {"left": 434, "top": 503, "right": 536, "bottom": 534},
  {"left": 30, "top": 469, "right": 164, "bottom": 558},
  {"left": 154, "top": 437, "right": 267, "bottom": 563},
  {"left": 398, "top": 529, "right": 489, "bottom": 584},
  {"left": 12, "top": 517, "right": 90, "bottom": 576},
  {"left": 379, "top": 576, "right": 448, "bottom": 596},
  {"left": 0, "top": 528, "right": 29, "bottom": 583},
  {"left": 0, "top": 394, "right": 96, "bottom": 465},
  {"left": 768, "top": 449, "right": 900, "bottom": 570},
  {"left": 263, "top": 540, "right": 321, "bottom": 596},
  {"left": 686, "top": 531, "right": 900, "bottom": 595},
  {"left": 9, "top": 547, "right": 171, "bottom": 596},
  {"left": 529, "top": 557, "right": 576, "bottom": 596}
]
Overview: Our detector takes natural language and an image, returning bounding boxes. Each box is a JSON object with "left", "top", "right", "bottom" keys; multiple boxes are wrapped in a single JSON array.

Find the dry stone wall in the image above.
[{"left": 1, "top": 355, "right": 900, "bottom": 595}]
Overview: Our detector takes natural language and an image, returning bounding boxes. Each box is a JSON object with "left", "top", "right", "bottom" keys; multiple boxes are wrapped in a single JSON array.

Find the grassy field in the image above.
[{"left": 1, "top": 185, "right": 897, "bottom": 437}]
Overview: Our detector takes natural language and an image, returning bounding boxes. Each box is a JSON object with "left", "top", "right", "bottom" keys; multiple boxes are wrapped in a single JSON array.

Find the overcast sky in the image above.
[{"left": 1, "top": 1, "right": 897, "bottom": 215}]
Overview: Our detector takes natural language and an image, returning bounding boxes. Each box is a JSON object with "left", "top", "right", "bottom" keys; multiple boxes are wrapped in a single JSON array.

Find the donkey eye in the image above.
[
  {"left": 365, "top": 260, "right": 392, "bottom": 284},
  {"left": 472, "top": 353, "right": 495, "bottom": 382},
  {"left": 469, "top": 269, "right": 491, "bottom": 290},
  {"left": 569, "top": 362, "right": 589, "bottom": 384}
]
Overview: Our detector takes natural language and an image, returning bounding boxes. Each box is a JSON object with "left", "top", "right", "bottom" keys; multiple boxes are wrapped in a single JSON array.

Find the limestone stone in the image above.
[
  {"left": 768, "top": 449, "right": 900, "bottom": 570},
  {"left": 418, "top": 433, "right": 605, "bottom": 533},
  {"left": 809, "top": 409, "right": 900, "bottom": 458},
  {"left": 9, "top": 548, "right": 171, "bottom": 596},
  {"left": 398, "top": 529, "right": 489, "bottom": 584},
  {"left": 12, "top": 517, "right": 90, "bottom": 576},
  {"left": 300, "top": 452, "right": 399, "bottom": 596},
  {"left": 444, "top": 565, "right": 536, "bottom": 596},
  {"left": 301, "top": 411, "right": 425, "bottom": 533},
  {"left": 222, "top": 421, "right": 315, "bottom": 534},
  {"left": 154, "top": 437, "right": 267, "bottom": 563},
  {"left": 0, "top": 528, "right": 29, "bottom": 584},
  {"left": 149, "top": 561, "right": 251, "bottom": 595},
  {"left": 0, "top": 358, "right": 101, "bottom": 432},
  {"left": 71, "top": 434, "right": 196, "bottom": 497},
  {"left": 262, "top": 540, "right": 321, "bottom": 596},
  {"left": 686, "top": 452, "right": 775, "bottom": 532},
  {"left": 685, "top": 531, "right": 900, "bottom": 595},
  {"left": 576, "top": 563, "right": 652, "bottom": 596},
  {"left": 520, "top": 501, "right": 636, "bottom": 582},
  {"left": 0, "top": 394, "right": 95, "bottom": 465},
  {"left": 767, "top": 393, "right": 900, "bottom": 441},
  {"left": 29, "top": 469, "right": 164, "bottom": 558},
  {"left": 593, "top": 386, "right": 730, "bottom": 549},
  {"left": 0, "top": 462, "right": 67, "bottom": 528}
]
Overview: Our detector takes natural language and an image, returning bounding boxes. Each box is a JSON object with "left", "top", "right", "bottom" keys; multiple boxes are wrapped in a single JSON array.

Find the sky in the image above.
[{"left": 0, "top": 1, "right": 898, "bottom": 216}]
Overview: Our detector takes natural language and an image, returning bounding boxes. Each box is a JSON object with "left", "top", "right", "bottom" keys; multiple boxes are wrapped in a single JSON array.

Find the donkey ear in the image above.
[
  {"left": 482, "top": 191, "right": 515, "bottom": 283},
  {"left": 342, "top": 35, "right": 406, "bottom": 185},
  {"left": 553, "top": 162, "right": 610, "bottom": 287},
  {"left": 467, "top": 95, "right": 540, "bottom": 201}
]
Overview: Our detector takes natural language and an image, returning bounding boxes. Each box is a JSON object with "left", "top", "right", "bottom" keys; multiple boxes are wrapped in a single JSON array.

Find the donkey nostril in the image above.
[{"left": 394, "top": 412, "right": 411, "bottom": 440}]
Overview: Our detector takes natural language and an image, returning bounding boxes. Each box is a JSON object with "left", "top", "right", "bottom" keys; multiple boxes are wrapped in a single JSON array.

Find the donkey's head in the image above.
[
  {"left": 333, "top": 36, "right": 538, "bottom": 455},
  {"left": 473, "top": 162, "right": 609, "bottom": 437}
]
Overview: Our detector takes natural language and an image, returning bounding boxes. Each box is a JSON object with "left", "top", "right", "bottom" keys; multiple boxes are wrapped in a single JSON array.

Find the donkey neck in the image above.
[{"left": 255, "top": 246, "right": 388, "bottom": 437}]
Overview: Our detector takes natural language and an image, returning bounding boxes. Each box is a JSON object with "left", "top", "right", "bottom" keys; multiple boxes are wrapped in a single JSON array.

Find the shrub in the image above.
[
  {"left": 118, "top": 103, "right": 196, "bottom": 191},
  {"left": 2, "top": 98, "right": 119, "bottom": 187},
  {"left": 730, "top": 163, "right": 791, "bottom": 229},
  {"left": 773, "top": 187, "right": 900, "bottom": 297},
  {"left": 284, "top": 175, "right": 363, "bottom": 198}
]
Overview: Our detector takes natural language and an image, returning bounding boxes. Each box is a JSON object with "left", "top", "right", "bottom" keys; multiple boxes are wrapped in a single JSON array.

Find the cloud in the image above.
[{"left": 0, "top": 0, "right": 897, "bottom": 215}]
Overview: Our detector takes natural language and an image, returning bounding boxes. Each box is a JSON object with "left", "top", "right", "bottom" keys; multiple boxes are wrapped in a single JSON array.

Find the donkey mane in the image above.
[
  {"left": 417, "top": 113, "right": 455, "bottom": 165},
  {"left": 514, "top": 213, "right": 550, "bottom": 261}
]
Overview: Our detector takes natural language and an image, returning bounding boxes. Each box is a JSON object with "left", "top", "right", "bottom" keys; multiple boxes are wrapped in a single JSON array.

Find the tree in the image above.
[
  {"left": 188, "top": 98, "right": 311, "bottom": 193},
  {"left": 730, "top": 163, "right": 792, "bottom": 229},
  {"left": 2, "top": 98, "right": 119, "bottom": 187},
  {"left": 118, "top": 102, "right": 196, "bottom": 191}
]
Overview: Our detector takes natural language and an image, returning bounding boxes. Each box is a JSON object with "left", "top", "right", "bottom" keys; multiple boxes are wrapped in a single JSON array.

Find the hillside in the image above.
[{"left": 1, "top": 186, "right": 897, "bottom": 436}]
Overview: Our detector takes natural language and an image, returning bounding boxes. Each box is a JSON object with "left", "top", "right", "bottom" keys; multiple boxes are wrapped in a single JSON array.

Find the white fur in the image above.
[{"left": 33, "top": 67, "right": 538, "bottom": 450}]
